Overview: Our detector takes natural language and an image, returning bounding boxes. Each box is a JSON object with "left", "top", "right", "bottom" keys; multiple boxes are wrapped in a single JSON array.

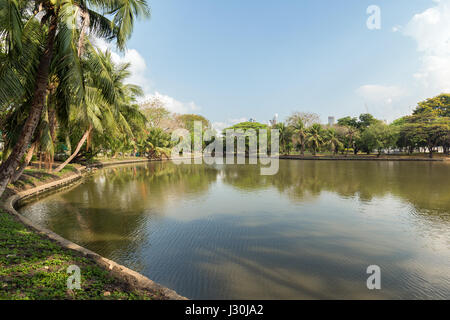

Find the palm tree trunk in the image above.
[
  {"left": 0, "top": 14, "right": 58, "bottom": 197},
  {"left": 11, "top": 142, "right": 36, "bottom": 183},
  {"left": 48, "top": 100, "right": 57, "bottom": 170},
  {"left": 54, "top": 125, "right": 92, "bottom": 172}
]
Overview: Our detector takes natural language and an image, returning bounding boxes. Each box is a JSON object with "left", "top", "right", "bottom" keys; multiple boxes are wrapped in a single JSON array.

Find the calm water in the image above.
[{"left": 19, "top": 160, "right": 450, "bottom": 299}]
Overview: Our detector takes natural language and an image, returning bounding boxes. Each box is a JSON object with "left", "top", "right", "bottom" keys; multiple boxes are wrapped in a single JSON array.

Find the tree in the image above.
[
  {"left": 358, "top": 113, "right": 380, "bottom": 129},
  {"left": 222, "top": 121, "right": 269, "bottom": 155},
  {"left": 140, "top": 99, "right": 171, "bottom": 128},
  {"left": 343, "top": 126, "right": 359, "bottom": 156},
  {"left": 359, "top": 123, "right": 391, "bottom": 156},
  {"left": 400, "top": 112, "right": 450, "bottom": 158},
  {"left": 54, "top": 49, "right": 147, "bottom": 171},
  {"left": 414, "top": 94, "right": 450, "bottom": 117},
  {"left": 306, "top": 124, "right": 324, "bottom": 155},
  {"left": 143, "top": 127, "right": 173, "bottom": 159},
  {"left": 0, "top": 0, "right": 151, "bottom": 196},
  {"left": 287, "top": 112, "right": 320, "bottom": 128},
  {"left": 337, "top": 116, "right": 358, "bottom": 128},
  {"left": 287, "top": 114, "right": 307, "bottom": 156},
  {"left": 273, "top": 122, "right": 293, "bottom": 155},
  {"left": 325, "top": 128, "right": 344, "bottom": 155},
  {"left": 176, "top": 114, "right": 211, "bottom": 132}
]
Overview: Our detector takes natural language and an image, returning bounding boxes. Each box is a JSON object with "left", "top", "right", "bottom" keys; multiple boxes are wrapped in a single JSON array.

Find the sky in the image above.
[{"left": 98, "top": 0, "right": 450, "bottom": 131}]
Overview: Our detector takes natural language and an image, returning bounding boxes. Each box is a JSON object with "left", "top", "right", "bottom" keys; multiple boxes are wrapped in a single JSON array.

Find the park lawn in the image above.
[
  {"left": 0, "top": 209, "right": 165, "bottom": 300},
  {"left": 5, "top": 164, "right": 80, "bottom": 196}
]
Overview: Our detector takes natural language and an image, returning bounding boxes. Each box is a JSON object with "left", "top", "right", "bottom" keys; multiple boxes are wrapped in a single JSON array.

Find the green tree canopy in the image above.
[{"left": 414, "top": 93, "right": 450, "bottom": 117}]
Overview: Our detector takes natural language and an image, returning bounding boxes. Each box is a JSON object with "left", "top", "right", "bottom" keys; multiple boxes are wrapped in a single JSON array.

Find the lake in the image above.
[{"left": 19, "top": 160, "right": 450, "bottom": 299}]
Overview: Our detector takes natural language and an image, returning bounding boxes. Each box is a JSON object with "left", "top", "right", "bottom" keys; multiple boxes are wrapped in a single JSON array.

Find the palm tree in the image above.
[
  {"left": 0, "top": 0, "right": 150, "bottom": 196},
  {"left": 54, "top": 48, "right": 146, "bottom": 172},
  {"left": 273, "top": 122, "right": 293, "bottom": 155},
  {"left": 291, "top": 118, "right": 307, "bottom": 156},
  {"left": 144, "top": 127, "right": 172, "bottom": 159},
  {"left": 343, "top": 126, "right": 358, "bottom": 156},
  {"left": 326, "top": 128, "right": 343, "bottom": 155},
  {"left": 306, "top": 123, "right": 324, "bottom": 156}
]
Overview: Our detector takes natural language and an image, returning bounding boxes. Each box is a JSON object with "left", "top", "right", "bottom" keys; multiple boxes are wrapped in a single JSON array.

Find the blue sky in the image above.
[{"left": 104, "top": 0, "right": 450, "bottom": 130}]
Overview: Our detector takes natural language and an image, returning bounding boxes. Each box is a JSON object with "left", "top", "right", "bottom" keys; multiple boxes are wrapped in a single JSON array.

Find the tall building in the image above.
[{"left": 328, "top": 116, "right": 335, "bottom": 126}]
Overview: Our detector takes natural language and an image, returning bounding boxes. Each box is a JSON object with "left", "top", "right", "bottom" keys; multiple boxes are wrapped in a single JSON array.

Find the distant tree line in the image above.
[{"left": 221, "top": 94, "right": 450, "bottom": 158}]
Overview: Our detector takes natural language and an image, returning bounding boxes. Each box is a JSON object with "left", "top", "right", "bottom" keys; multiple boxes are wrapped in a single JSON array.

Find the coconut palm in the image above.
[
  {"left": 291, "top": 117, "right": 307, "bottom": 156},
  {"left": 273, "top": 122, "right": 293, "bottom": 155},
  {"left": 54, "top": 48, "right": 146, "bottom": 172},
  {"left": 144, "top": 127, "right": 172, "bottom": 159},
  {"left": 306, "top": 123, "right": 324, "bottom": 156},
  {"left": 326, "top": 128, "right": 344, "bottom": 155},
  {"left": 343, "top": 126, "right": 358, "bottom": 156},
  {"left": 0, "top": 0, "right": 150, "bottom": 196}
]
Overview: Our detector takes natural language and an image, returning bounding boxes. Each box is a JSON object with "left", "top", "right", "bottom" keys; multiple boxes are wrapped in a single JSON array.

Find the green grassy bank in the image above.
[{"left": 0, "top": 209, "right": 165, "bottom": 300}]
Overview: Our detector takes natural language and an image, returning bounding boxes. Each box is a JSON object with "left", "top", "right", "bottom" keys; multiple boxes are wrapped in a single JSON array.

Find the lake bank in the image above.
[
  {"left": 279, "top": 154, "right": 449, "bottom": 161},
  {"left": 0, "top": 158, "right": 187, "bottom": 300}
]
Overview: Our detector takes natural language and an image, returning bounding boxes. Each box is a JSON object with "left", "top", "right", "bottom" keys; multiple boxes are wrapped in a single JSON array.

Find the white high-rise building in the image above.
[{"left": 328, "top": 116, "right": 335, "bottom": 126}]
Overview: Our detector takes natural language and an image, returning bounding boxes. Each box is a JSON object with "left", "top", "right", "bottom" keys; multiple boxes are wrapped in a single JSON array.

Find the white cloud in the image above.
[
  {"left": 355, "top": 1, "right": 450, "bottom": 121},
  {"left": 93, "top": 38, "right": 201, "bottom": 115},
  {"left": 211, "top": 122, "right": 229, "bottom": 133},
  {"left": 392, "top": 25, "right": 402, "bottom": 32},
  {"left": 142, "top": 92, "right": 201, "bottom": 114},
  {"left": 212, "top": 117, "right": 248, "bottom": 134},
  {"left": 356, "top": 85, "right": 405, "bottom": 104},
  {"left": 403, "top": 0, "right": 450, "bottom": 92},
  {"left": 355, "top": 85, "right": 410, "bottom": 121}
]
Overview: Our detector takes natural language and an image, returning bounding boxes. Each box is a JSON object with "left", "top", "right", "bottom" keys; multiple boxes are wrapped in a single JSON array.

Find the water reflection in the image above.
[
  {"left": 221, "top": 161, "right": 450, "bottom": 216},
  {"left": 19, "top": 160, "right": 450, "bottom": 299}
]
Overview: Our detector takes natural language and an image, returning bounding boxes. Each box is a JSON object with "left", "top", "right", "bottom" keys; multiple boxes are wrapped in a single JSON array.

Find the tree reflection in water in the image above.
[{"left": 19, "top": 160, "right": 450, "bottom": 299}]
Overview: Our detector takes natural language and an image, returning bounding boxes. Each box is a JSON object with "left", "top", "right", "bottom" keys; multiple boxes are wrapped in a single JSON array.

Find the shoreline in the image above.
[
  {"left": 1, "top": 158, "right": 187, "bottom": 300},
  {"left": 279, "top": 155, "right": 449, "bottom": 161}
]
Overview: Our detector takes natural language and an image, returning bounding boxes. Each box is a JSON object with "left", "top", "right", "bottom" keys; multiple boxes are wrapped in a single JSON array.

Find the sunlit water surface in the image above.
[{"left": 19, "top": 160, "right": 450, "bottom": 299}]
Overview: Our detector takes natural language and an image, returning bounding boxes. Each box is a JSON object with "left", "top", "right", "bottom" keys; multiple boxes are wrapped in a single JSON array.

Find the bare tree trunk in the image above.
[
  {"left": 54, "top": 126, "right": 92, "bottom": 172},
  {"left": 0, "top": 14, "right": 58, "bottom": 197},
  {"left": 11, "top": 142, "right": 36, "bottom": 183}
]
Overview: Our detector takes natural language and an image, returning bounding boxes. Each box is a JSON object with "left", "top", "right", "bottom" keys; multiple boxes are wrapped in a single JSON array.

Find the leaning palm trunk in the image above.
[
  {"left": 11, "top": 142, "right": 37, "bottom": 183},
  {"left": 52, "top": 10, "right": 91, "bottom": 174},
  {"left": 47, "top": 100, "right": 57, "bottom": 170},
  {"left": 0, "top": 15, "right": 58, "bottom": 197},
  {"left": 54, "top": 125, "right": 92, "bottom": 173}
]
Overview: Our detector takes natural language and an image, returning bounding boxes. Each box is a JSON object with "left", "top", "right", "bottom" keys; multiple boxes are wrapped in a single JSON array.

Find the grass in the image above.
[
  {"left": 5, "top": 164, "right": 79, "bottom": 195},
  {"left": 0, "top": 210, "right": 165, "bottom": 300}
]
